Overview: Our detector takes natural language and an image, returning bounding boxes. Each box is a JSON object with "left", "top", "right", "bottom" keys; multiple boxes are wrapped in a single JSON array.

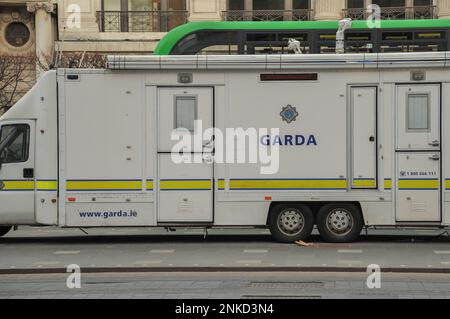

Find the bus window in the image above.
[
  {"left": 346, "top": 43, "right": 373, "bottom": 53},
  {"left": 278, "top": 33, "right": 309, "bottom": 42},
  {"left": 382, "top": 31, "right": 413, "bottom": 41},
  {"left": 247, "top": 33, "right": 277, "bottom": 42},
  {"left": 319, "top": 45, "right": 336, "bottom": 54},
  {"left": 198, "top": 45, "right": 239, "bottom": 55}
]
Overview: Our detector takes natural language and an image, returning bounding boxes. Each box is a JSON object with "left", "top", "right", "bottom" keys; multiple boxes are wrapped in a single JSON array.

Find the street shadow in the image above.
[{"left": 1, "top": 232, "right": 449, "bottom": 245}]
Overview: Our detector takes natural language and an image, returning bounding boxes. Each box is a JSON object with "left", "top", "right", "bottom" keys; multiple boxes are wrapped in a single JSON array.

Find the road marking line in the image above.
[
  {"left": 236, "top": 260, "right": 262, "bottom": 264},
  {"left": 337, "top": 249, "right": 362, "bottom": 254},
  {"left": 135, "top": 260, "right": 162, "bottom": 265},
  {"left": 440, "top": 261, "right": 450, "bottom": 265},
  {"left": 33, "top": 261, "right": 60, "bottom": 266},
  {"left": 434, "top": 250, "right": 450, "bottom": 255},
  {"left": 150, "top": 249, "right": 175, "bottom": 253},
  {"left": 337, "top": 260, "right": 363, "bottom": 265},
  {"left": 54, "top": 250, "right": 80, "bottom": 255},
  {"left": 244, "top": 249, "right": 268, "bottom": 253}
]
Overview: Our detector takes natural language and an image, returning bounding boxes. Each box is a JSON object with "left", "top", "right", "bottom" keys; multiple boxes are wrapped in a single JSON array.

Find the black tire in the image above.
[
  {"left": 0, "top": 226, "right": 12, "bottom": 238},
  {"left": 269, "top": 203, "right": 314, "bottom": 243},
  {"left": 316, "top": 203, "right": 363, "bottom": 243}
]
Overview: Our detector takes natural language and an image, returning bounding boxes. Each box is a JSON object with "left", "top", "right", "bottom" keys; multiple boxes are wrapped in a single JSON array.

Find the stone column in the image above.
[
  {"left": 27, "top": 1, "right": 54, "bottom": 77},
  {"left": 437, "top": 0, "right": 450, "bottom": 19},
  {"left": 244, "top": 0, "right": 253, "bottom": 20},
  {"left": 314, "top": 0, "right": 345, "bottom": 21},
  {"left": 188, "top": 0, "right": 222, "bottom": 21},
  {"left": 284, "top": 0, "right": 293, "bottom": 21}
]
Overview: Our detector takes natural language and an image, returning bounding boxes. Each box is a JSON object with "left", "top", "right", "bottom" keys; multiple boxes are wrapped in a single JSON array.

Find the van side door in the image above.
[{"left": 0, "top": 120, "right": 35, "bottom": 224}]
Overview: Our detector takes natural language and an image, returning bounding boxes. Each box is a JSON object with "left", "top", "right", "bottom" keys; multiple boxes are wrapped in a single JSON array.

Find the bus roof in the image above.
[{"left": 154, "top": 19, "right": 450, "bottom": 55}]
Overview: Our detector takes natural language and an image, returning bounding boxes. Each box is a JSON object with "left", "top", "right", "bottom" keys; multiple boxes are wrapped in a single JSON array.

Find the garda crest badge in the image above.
[{"left": 280, "top": 105, "right": 299, "bottom": 124}]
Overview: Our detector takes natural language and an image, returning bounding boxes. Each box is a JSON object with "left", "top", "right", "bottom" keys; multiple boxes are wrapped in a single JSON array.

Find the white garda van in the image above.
[{"left": 0, "top": 52, "right": 449, "bottom": 243}]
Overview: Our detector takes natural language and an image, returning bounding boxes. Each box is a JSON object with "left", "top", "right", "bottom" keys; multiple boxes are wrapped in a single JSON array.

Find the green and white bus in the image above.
[{"left": 154, "top": 19, "right": 450, "bottom": 55}]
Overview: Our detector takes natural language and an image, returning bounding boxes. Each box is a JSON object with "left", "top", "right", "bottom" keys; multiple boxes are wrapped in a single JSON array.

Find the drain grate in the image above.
[{"left": 248, "top": 282, "right": 325, "bottom": 289}]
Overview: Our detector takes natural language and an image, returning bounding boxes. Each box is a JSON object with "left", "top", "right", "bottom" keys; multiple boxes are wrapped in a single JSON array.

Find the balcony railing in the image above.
[
  {"left": 343, "top": 6, "right": 437, "bottom": 20},
  {"left": 222, "top": 9, "right": 314, "bottom": 22},
  {"left": 97, "top": 11, "right": 188, "bottom": 32}
]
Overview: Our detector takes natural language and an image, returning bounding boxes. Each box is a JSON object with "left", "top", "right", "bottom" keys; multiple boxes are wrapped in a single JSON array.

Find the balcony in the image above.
[
  {"left": 343, "top": 6, "right": 437, "bottom": 20},
  {"left": 222, "top": 9, "right": 314, "bottom": 22},
  {"left": 97, "top": 11, "right": 188, "bottom": 32}
]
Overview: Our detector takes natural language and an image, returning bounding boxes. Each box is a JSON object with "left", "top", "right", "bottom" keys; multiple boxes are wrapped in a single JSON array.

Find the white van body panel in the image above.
[{"left": 0, "top": 53, "right": 449, "bottom": 230}]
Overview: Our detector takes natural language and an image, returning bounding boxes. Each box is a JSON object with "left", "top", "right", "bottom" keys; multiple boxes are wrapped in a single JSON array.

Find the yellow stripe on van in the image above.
[
  {"left": 384, "top": 179, "right": 393, "bottom": 190},
  {"left": 1, "top": 180, "right": 35, "bottom": 191},
  {"left": 398, "top": 179, "right": 439, "bottom": 190},
  {"left": 229, "top": 179, "right": 347, "bottom": 190},
  {"left": 352, "top": 179, "right": 376, "bottom": 188},
  {"left": 217, "top": 179, "right": 226, "bottom": 190},
  {"left": 160, "top": 180, "right": 212, "bottom": 191},
  {"left": 146, "top": 180, "right": 154, "bottom": 191},
  {"left": 66, "top": 180, "right": 142, "bottom": 191},
  {"left": 446, "top": 179, "right": 450, "bottom": 190},
  {"left": 36, "top": 180, "right": 58, "bottom": 191}
]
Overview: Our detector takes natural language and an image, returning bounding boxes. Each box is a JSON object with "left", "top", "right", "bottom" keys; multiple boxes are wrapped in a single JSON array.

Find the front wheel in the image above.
[
  {"left": 0, "top": 226, "right": 12, "bottom": 238},
  {"left": 269, "top": 204, "right": 314, "bottom": 243},
  {"left": 316, "top": 203, "right": 363, "bottom": 243}
]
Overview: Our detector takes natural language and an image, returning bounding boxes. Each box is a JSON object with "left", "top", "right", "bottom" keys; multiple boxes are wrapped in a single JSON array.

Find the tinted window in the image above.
[{"left": 0, "top": 124, "right": 30, "bottom": 163}]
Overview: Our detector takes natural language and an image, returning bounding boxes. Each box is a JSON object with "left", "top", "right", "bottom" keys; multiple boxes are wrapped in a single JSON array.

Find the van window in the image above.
[
  {"left": 175, "top": 96, "right": 197, "bottom": 132},
  {"left": 407, "top": 94, "right": 430, "bottom": 131},
  {"left": 0, "top": 124, "right": 30, "bottom": 163}
]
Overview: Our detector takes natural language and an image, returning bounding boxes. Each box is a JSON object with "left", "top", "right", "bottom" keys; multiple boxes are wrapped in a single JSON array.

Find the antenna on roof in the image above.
[{"left": 336, "top": 18, "right": 353, "bottom": 54}]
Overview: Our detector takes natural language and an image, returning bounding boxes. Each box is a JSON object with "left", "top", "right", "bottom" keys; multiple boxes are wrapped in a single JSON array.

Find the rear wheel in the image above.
[
  {"left": 0, "top": 226, "right": 12, "bottom": 238},
  {"left": 316, "top": 203, "right": 363, "bottom": 243},
  {"left": 269, "top": 204, "right": 314, "bottom": 243}
]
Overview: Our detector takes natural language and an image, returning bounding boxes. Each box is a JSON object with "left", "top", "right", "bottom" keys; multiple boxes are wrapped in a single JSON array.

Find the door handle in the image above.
[
  {"left": 428, "top": 140, "right": 440, "bottom": 147},
  {"left": 23, "top": 168, "right": 34, "bottom": 179},
  {"left": 429, "top": 154, "right": 440, "bottom": 161}
]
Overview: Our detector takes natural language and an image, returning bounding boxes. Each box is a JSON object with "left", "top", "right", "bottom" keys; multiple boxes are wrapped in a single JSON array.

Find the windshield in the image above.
[{"left": 0, "top": 124, "right": 30, "bottom": 164}]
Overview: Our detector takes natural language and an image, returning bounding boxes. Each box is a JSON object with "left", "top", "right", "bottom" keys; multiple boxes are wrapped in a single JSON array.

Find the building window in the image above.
[
  {"left": 253, "top": 0, "right": 284, "bottom": 10},
  {"left": 293, "top": 0, "right": 310, "bottom": 9},
  {"left": 414, "top": 0, "right": 432, "bottom": 5},
  {"left": 228, "top": 0, "right": 244, "bottom": 10},
  {"left": 100, "top": 0, "right": 187, "bottom": 32},
  {"left": 347, "top": 0, "right": 365, "bottom": 8},
  {"left": 372, "top": 0, "right": 405, "bottom": 7},
  {"left": 4, "top": 22, "right": 30, "bottom": 47}
]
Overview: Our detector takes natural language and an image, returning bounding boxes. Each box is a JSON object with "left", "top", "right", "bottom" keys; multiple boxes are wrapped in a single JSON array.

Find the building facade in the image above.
[{"left": 56, "top": 0, "right": 450, "bottom": 54}]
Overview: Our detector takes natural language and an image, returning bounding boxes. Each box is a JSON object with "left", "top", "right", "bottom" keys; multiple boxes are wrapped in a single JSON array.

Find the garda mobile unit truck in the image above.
[{"left": 0, "top": 52, "right": 449, "bottom": 243}]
